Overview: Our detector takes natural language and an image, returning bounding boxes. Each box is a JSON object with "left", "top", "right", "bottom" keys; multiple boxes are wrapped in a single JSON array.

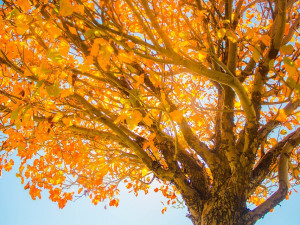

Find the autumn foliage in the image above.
[{"left": 0, "top": 0, "right": 300, "bottom": 224}]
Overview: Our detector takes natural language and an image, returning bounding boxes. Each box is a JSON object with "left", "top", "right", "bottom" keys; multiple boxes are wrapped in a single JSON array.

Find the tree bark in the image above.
[{"left": 186, "top": 193, "right": 254, "bottom": 225}]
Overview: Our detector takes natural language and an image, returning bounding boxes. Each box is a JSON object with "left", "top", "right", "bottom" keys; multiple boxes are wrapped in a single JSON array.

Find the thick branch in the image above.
[
  {"left": 140, "top": 0, "right": 173, "bottom": 50},
  {"left": 251, "top": 0, "right": 287, "bottom": 122},
  {"left": 177, "top": 60, "right": 256, "bottom": 126},
  {"left": 236, "top": 99, "right": 300, "bottom": 151},
  {"left": 179, "top": 117, "right": 219, "bottom": 167},
  {"left": 247, "top": 138, "right": 293, "bottom": 223},
  {"left": 249, "top": 128, "right": 300, "bottom": 195},
  {"left": 282, "top": 16, "right": 300, "bottom": 45},
  {"left": 220, "top": 86, "right": 239, "bottom": 170}
]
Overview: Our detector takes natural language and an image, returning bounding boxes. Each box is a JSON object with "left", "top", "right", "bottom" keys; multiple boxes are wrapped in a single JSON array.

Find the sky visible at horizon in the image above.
[{"left": 1, "top": 163, "right": 300, "bottom": 225}]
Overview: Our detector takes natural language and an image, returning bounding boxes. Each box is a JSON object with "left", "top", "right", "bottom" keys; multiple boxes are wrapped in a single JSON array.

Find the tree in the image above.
[{"left": 0, "top": 0, "right": 300, "bottom": 224}]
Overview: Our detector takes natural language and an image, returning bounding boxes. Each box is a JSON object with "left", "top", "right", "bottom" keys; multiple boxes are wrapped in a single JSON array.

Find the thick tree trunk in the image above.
[{"left": 185, "top": 190, "right": 254, "bottom": 225}]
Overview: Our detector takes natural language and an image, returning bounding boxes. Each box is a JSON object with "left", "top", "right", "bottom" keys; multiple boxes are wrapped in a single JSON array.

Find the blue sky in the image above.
[{"left": 1, "top": 164, "right": 300, "bottom": 225}]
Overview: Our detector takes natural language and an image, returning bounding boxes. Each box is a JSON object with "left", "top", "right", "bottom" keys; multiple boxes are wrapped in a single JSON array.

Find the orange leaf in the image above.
[
  {"left": 60, "top": 0, "right": 74, "bottom": 17},
  {"left": 261, "top": 35, "right": 271, "bottom": 46},
  {"left": 143, "top": 114, "right": 153, "bottom": 127},
  {"left": 277, "top": 109, "right": 287, "bottom": 122},
  {"left": 24, "top": 182, "right": 30, "bottom": 190},
  {"left": 285, "top": 123, "right": 293, "bottom": 130},
  {"left": 109, "top": 199, "right": 119, "bottom": 207},
  {"left": 169, "top": 110, "right": 183, "bottom": 123}
]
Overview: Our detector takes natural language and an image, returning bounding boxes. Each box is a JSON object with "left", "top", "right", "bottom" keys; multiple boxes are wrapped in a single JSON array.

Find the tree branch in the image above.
[
  {"left": 140, "top": 0, "right": 174, "bottom": 51},
  {"left": 177, "top": 59, "right": 257, "bottom": 126},
  {"left": 282, "top": 16, "right": 300, "bottom": 45},
  {"left": 247, "top": 137, "right": 293, "bottom": 223},
  {"left": 71, "top": 93, "right": 174, "bottom": 180},
  {"left": 249, "top": 127, "right": 300, "bottom": 196}
]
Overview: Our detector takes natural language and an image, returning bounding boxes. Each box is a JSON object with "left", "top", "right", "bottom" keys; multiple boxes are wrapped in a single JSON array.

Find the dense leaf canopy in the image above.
[{"left": 0, "top": 0, "right": 300, "bottom": 223}]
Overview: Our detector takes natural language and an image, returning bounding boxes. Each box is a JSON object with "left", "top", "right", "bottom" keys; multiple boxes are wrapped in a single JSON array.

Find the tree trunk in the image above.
[{"left": 185, "top": 189, "right": 254, "bottom": 225}]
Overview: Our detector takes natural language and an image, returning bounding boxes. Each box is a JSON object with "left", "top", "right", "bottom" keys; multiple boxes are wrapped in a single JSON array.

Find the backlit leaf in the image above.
[
  {"left": 284, "top": 57, "right": 298, "bottom": 76},
  {"left": 217, "top": 28, "right": 226, "bottom": 40},
  {"left": 253, "top": 47, "right": 261, "bottom": 63},
  {"left": 60, "top": 0, "right": 74, "bottom": 17},
  {"left": 169, "top": 110, "right": 183, "bottom": 123},
  {"left": 126, "top": 111, "right": 143, "bottom": 129},
  {"left": 46, "top": 83, "right": 61, "bottom": 97},
  {"left": 226, "top": 30, "right": 238, "bottom": 43},
  {"left": 281, "top": 45, "right": 294, "bottom": 55},
  {"left": 11, "top": 106, "right": 22, "bottom": 121}
]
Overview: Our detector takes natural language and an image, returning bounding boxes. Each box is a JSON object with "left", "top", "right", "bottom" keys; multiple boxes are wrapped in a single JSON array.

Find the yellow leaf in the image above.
[
  {"left": 118, "top": 53, "right": 133, "bottom": 63},
  {"left": 50, "top": 26, "right": 62, "bottom": 39},
  {"left": 226, "top": 30, "right": 238, "bottom": 43},
  {"left": 52, "top": 113, "right": 64, "bottom": 122},
  {"left": 126, "top": 111, "right": 143, "bottom": 129},
  {"left": 217, "top": 28, "right": 226, "bottom": 40},
  {"left": 60, "top": 0, "right": 74, "bottom": 17},
  {"left": 280, "top": 129, "right": 287, "bottom": 135},
  {"left": 16, "top": 24, "right": 29, "bottom": 35},
  {"left": 61, "top": 88, "right": 73, "bottom": 98},
  {"left": 244, "top": 29, "right": 255, "bottom": 39},
  {"left": 58, "top": 41, "right": 70, "bottom": 56},
  {"left": 198, "top": 51, "right": 207, "bottom": 61},
  {"left": 75, "top": 5, "right": 84, "bottom": 14},
  {"left": 141, "top": 168, "right": 148, "bottom": 176},
  {"left": 137, "top": 74, "right": 144, "bottom": 87},
  {"left": 285, "top": 123, "right": 293, "bottom": 130},
  {"left": 269, "top": 59, "right": 275, "bottom": 69},
  {"left": 69, "top": 27, "right": 77, "bottom": 34},
  {"left": 90, "top": 42, "right": 99, "bottom": 57},
  {"left": 149, "top": 71, "right": 161, "bottom": 87},
  {"left": 284, "top": 57, "right": 298, "bottom": 76}
]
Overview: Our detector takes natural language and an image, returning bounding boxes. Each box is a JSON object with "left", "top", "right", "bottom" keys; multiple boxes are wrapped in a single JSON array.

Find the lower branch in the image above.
[
  {"left": 246, "top": 139, "right": 293, "bottom": 223},
  {"left": 249, "top": 128, "right": 300, "bottom": 194}
]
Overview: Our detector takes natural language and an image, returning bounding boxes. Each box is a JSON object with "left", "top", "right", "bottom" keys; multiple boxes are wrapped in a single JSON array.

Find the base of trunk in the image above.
[{"left": 187, "top": 191, "right": 252, "bottom": 225}]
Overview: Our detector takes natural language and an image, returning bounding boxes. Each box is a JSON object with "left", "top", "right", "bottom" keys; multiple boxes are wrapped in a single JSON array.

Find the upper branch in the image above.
[{"left": 177, "top": 61, "right": 257, "bottom": 126}]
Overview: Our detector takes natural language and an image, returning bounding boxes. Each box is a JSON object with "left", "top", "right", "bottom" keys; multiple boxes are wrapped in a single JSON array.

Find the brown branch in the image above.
[
  {"left": 140, "top": 0, "right": 173, "bottom": 51},
  {"left": 247, "top": 136, "right": 294, "bottom": 223},
  {"left": 179, "top": 117, "right": 219, "bottom": 167},
  {"left": 174, "top": 59, "right": 257, "bottom": 126},
  {"left": 162, "top": 96, "right": 218, "bottom": 168},
  {"left": 249, "top": 127, "right": 300, "bottom": 196},
  {"left": 282, "top": 16, "right": 300, "bottom": 45},
  {"left": 71, "top": 93, "right": 174, "bottom": 180},
  {"left": 124, "top": 0, "right": 161, "bottom": 50},
  {"left": 258, "top": 99, "right": 300, "bottom": 141}
]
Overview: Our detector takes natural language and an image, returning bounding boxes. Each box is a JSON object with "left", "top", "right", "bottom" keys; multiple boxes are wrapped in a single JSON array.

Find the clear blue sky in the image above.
[{"left": 1, "top": 163, "right": 300, "bottom": 225}]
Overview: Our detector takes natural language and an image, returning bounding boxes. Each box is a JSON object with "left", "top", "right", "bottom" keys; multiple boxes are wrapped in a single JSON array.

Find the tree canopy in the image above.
[{"left": 0, "top": 0, "right": 300, "bottom": 224}]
